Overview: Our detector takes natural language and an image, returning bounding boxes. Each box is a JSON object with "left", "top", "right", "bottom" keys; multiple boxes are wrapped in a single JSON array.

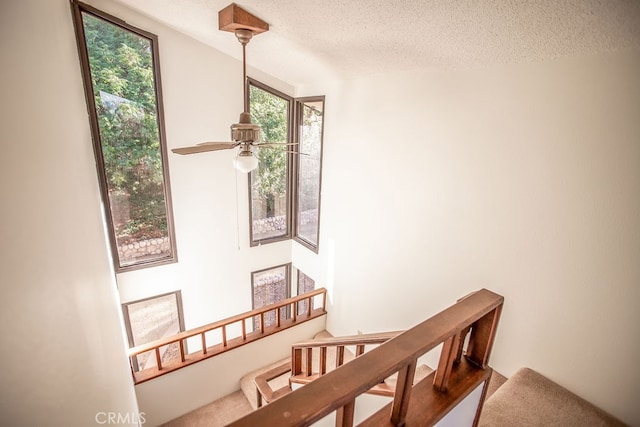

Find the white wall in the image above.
[
  {"left": 136, "top": 315, "right": 326, "bottom": 426},
  {"left": 315, "top": 52, "right": 640, "bottom": 426},
  {"left": 0, "top": 0, "right": 139, "bottom": 425}
]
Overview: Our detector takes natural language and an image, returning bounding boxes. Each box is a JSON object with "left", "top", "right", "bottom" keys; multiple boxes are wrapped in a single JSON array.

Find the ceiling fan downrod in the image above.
[{"left": 230, "top": 28, "right": 260, "bottom": 144}]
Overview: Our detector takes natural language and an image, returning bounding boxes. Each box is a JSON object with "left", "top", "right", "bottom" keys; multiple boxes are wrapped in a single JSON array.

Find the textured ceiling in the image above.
[{"left": 113, "top": 0, "right": 640, "bottom": 86}]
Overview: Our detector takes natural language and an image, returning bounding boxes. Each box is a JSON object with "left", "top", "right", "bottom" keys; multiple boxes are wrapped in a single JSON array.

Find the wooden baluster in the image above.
[
  {"left": 433, "top": 336, "right": 456, "bottom": 391},
  {"left": 336, "top": 346, "right": 345, "bottom": 368},
  {"left": 453, "top": 326, "right": 471, "bottom": 364},
  {"left": 222, "top": 325, "right": 228, "bottom": 347},
  {"left": 260, "top": 313, "right": 265, "bottom": 333},
  {"left": 307, "top": 297, "right": 312, "bottom": 317},
  {"left": 241, "top": 319, "right": 247, "bottom": 340},
  {"left": 356, "top": 344, "right": 365, "bottom": 357},
  {"left": 155, "top": 347, "right": 163, "bottom": 370},
  {"left": 320, "top": 346, "right": 327, "bottom": 375},
  {"left": 390, "top": 360, "right": 417, "bottom": 426},
  {"left": 335, "top": 400, "right": 355, "bottom": 427},
  {"left": 292, "top": 300, "right": 298, "bottom": 322},
  {"left": 179, "top": 340, "right": 186, "bottom": 363},
  {"left": 305, "top": 347, "right": 313, "bottom": 376},
  {"left": 201, "top": 332, "right": 207, "bottom": 355},
  {"left": 276, "top": 307, "right": 281, "bottom": 328},
  {"left": 292, "top": 347, "right": 302, "bottom": 376},
  {"left": 466, "top": 306, "right": 502, "bottom": 368}
]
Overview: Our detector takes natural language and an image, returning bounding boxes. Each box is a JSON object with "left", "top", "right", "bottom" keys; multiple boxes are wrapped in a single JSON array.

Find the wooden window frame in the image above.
[
  {"left": 251, "top": 263, "right": 292, "bottom": 329},
  {"left": 71, "top": 1, "right": 178, "bottom": 272},
  {"left": 121, "top": 290, "right": 185, "bottom": 372},
  {"left": 247, "top": 79, "right": 294, "bottom": 247},
  {"left": 292, "top": 97, "right": 325, "bottom": 253},
  {"left": 296, "top": 269, "right": 316, "bottom": 315}
]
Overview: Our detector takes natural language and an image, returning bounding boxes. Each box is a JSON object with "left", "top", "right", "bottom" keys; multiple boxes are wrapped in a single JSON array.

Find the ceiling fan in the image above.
[{"left": 171, "top": 4, "right": 295, "bottom": 173}]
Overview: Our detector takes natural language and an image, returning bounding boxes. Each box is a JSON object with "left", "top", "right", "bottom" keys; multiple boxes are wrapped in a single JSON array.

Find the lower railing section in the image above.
[
  {"left": 229, "top": 288, "right": 504, "bottom": 427},
  {"left": 127, "top": 288, "right": 327, "bottom": 384}
]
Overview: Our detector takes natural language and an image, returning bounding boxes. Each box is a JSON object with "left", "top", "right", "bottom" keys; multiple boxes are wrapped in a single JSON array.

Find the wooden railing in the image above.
[
  {"left": 254, "top": 331, "right": 403, "bottom": 407},
  {"left": 291, "top": 331, "right": 405, "bottom": 395},
  {"left": 128, "top": 288, "right": 327, "bottom": 384},
  {"left": 229, "top": 288, "right": 503, "bottom": 427}
]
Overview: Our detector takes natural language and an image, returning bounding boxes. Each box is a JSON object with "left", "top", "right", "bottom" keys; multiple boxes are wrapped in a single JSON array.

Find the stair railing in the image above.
[
  {"left": 229, "top": 288, "right": 503, "bottom": 427},
  {"left": 127, "top": 288, "right": 327, "bottom": 384},
  {"left": 254, "top": 331, "right": 403, "bottom": 407}
]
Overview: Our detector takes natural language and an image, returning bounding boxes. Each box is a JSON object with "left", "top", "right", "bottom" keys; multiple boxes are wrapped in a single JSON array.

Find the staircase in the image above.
[
  {"left": 149, "top": 289, "right": 505, "bottom": 426},
  {"left": 163, "top": 330, "right": 434, "bottom": 426}
]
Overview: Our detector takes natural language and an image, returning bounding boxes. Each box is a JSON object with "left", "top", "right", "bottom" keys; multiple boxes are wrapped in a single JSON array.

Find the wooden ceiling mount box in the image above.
[{"left": 218, "top": 3, "right": 269, "bottom": 34}]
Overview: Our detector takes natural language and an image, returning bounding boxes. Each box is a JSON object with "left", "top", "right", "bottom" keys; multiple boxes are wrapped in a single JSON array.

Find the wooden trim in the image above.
[
  {"left": 228, "top": 289, "right": 503, "bottom": 427},
  {"left": 254, "top": 361, "right": 291, "bottom": 407},
  {"left": 292, "top": 331, "right": 402, "bottom": 348},
  {"left": 70, "top": 1, "right": 178, "bottom": 272},
  {"left": 128, "top": 288, "right": 327, "bottom": 384},
  {"left": 390, "top": 360, "right": 417, "bottom": 425},
  {"left": 360, "top": 360, "right": 492, "bottom": 426},
  {"left": 292, "top": 96, "right": 326, "bottom": 253},
  {"left": 246, "top": 79, "right": 294, "bottom": 247},
  {"left": 218, "top": 3, "right": 269, "bottom": 34}
]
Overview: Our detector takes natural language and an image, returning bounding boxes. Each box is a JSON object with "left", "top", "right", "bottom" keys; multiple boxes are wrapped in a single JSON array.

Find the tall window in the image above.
[
  {"left": 251, "top": 264, "right": 291, "bottom": 330},
  {"left": 72, "top": 2, "right": 177, "bottom": 271},
  {"left": 297, "top": 270, "right": 316, "bottom": 315},
  {"left": 294, "top": 98, "right": 325, "bottom": 251},
  {"left": 122, "top": 291, "right": 185, "bottom": 372},
  {"left": 248, "top": 80, "right": 292, "bottom": 245}
]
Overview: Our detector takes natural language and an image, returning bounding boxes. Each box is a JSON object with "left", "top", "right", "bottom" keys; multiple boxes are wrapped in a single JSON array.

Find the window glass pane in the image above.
[
  {"left": 252, "top": 265, "right": 290, "bottom": 329},
  {"left": 297, "top": 270, "right": 316, "bottom": 315},
  {"left": 249, "top": 83, "right": 290, "bottom": 243},
  {"left": 296, "top": 100, "right": 324, "bottom": 248},
  {"left": 78, "top": 9, "right": 175, "bottom": 270},
  {"left": 123, "top": 292, "right": 184, "bottom": 372}
]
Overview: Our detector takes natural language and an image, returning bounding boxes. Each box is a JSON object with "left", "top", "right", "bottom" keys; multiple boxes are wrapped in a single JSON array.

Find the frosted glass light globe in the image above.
[{"left": 234, "top": 154, "right": 259, "bottom": 173}]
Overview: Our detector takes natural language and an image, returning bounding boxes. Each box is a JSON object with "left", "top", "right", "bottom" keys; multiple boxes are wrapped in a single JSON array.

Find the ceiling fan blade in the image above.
[{"left": 172, "top": 142, "right": 238, "bottom": 155}]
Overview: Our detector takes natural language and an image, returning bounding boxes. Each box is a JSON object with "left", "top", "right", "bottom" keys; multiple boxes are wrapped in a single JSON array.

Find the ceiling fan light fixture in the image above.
[{"left": 234, "top": 151, "right": 259, "bottom": 173}]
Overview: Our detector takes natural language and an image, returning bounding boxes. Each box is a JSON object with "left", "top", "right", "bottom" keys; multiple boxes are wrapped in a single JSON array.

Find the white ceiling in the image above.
[{"left": 114, "top": 0, "right": 640, "bottom": 87}]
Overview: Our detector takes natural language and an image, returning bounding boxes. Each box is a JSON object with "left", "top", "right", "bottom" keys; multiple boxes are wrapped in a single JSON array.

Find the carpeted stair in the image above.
[{"left": 479, "top": 367, "right": 627, "bottom": 426}]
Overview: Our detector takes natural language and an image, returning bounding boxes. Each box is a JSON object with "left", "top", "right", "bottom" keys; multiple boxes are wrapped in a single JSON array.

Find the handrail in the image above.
[
  {"left": 229, "top": 288, "right": 503, "bottom": 427},
  {"left": 292, "top": 331, "right": 403, "bottom": 348},
  {"left": 255, "top": 331, "right": 405, "bottom": 407},
  {"left": 291, "top": 331, "right": 403, "bottom": 383},
  {"left": 127, "top": 288, "right": 327, "bottom": 384}
]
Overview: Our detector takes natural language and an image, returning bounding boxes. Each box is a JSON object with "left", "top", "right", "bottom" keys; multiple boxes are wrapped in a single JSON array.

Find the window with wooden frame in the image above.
[
  {"left": 248, "top": 79, "right": 293, "bottom": 245},
  {"left": 296, "top": 270, "right": 316, "bottom": 315},
  {"left": 71, "top": 1, "right": 177, "bottom": 271},
  {"left": 293, "top": 98, "right": 325, "bottom": 252},
  {"left": 122, "top": 291, "right": 185, "bottom": 372},
  {"left": 251, "top": 264, "right": 291, "bottom": 330}
]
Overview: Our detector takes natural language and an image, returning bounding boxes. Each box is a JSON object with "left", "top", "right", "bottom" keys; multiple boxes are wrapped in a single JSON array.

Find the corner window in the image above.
[
  {"left": 294, "top": 98, "right": 325, "bottom": 251},
  {"left": 251, "top": 264, "right": 291, "bottom": 330},
  {"left": 248, "top": 80, "right": 292, "bottom": 245},
  {"left": 296, "top": 270, "right": 316, "bottom": 315},
  {"left": 122, "top": 291, "right": 185, "bottom": 372},
  {"left": 72, "top": 2, "right": 177, "bottom": 271}
]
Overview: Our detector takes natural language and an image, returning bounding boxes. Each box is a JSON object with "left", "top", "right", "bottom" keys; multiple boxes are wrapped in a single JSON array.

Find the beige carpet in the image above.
[
  {"left": 479, "top": 367, "right": 627, "bottom": 427},
  {"left": 161, "top": 391, "right": 253, "bottom": 427}
]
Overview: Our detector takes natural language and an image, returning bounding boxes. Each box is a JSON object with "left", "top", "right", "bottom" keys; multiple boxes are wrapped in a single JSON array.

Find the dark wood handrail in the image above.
[
  {"left": 229, "top": 288, "right": 503, "bottom": 427},
  {"left": 128, "top": 288, "right": 327, "bottom": 384},
  {"left": 255, "top": 331, "right": 405, "bottom": 407},
  {"left": 292, "top": 331, "right": 402, "bottom": 348}
]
